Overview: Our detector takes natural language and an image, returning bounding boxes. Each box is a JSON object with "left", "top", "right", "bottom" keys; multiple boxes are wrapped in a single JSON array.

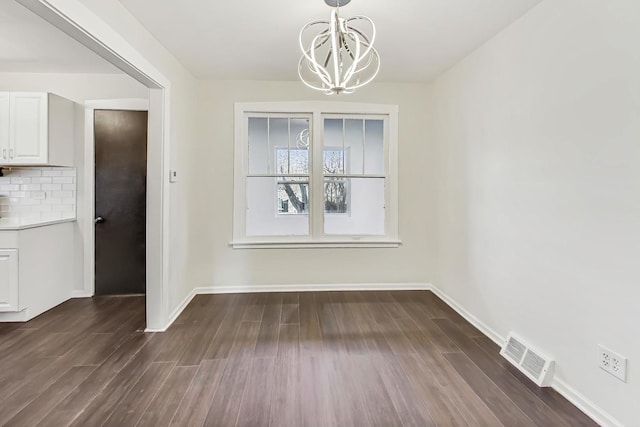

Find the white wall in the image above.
[
  {"left": 431, "top": 0, "right": 639, "bottom": 425},
  {"left": 190, "top": 80, "right": 434, "bottom": 288},
  {"left": 0, "top": 72, "right": 148, "bottom": 103}
]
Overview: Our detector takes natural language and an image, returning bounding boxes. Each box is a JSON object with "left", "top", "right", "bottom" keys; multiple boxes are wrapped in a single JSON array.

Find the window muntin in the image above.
[{"left": 234, "top": 102, "right": 399, "bottom": 247}]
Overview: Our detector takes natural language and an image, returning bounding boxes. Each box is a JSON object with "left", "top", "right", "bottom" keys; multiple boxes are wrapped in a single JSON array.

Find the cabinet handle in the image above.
[{"left": 9, "top": 149, "right": 13, "bottom": 159}]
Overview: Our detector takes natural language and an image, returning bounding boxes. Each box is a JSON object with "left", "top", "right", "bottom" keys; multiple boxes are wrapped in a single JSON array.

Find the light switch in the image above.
[{"left": 169, "top": 170, "right": 178, "bottom": 183}]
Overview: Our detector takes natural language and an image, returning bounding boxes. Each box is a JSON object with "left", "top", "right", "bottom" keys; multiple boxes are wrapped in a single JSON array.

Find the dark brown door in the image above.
[{"left": 94, "top": 109, "right": 148, "bottom": 295}]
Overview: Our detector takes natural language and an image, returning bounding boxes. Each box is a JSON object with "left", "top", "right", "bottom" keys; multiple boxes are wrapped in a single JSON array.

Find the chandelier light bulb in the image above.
[{"left": 298, "top": 0, "right": 380, "bottom": 95}]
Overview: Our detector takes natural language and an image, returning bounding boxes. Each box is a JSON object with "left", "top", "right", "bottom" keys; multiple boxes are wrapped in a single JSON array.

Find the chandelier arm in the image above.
[
  {"left": 329, "top": 9, "right": 342, "bottom": 90},
  {"left": 345, "top": 17, "right": 376, "bottom": 60},
  {"left": 313, "top": 32, "right": 331, "bottom": 51},
  {"left": 351, "top": 51, "right": 374, "bottom": 74},
  {"left": 345, "top": 15, "right": 377, "bottom": 43},
  {"left": 299, "top": 21, "right": 330, "bottom": 62},
  {"left": 343, "top": 50, "right": 380, "bottom": 91},
  {"left": 306, "top": 57, "right": 333, "bottom": 90},
  {"left": 323, "top": 49, "right": 332, "bottom": 68},
  {"left": 340, "top": 32, "right": 357, "bottom": 61},
  {"left": 340, "top": 29, "right": 362, "bottom": 87},
  {"left": 298, "top": 57, "right": 330, "bottom": 92},
  {"left": 308, "top": 34, "right": 334, "bottom": 87},
  {"left": 343, "top": 29, "right": 375, "bottom": 74},
  {"left": 346, "top": 27, "right": 371, "bottom": 47},
  {"left": 300, "top": 24, "right": 333, "bottom": 86}
]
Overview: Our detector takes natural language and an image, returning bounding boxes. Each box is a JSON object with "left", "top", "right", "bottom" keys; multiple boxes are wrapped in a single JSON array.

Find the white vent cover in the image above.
[{"left": 500, "top": 333, "right": 555, "bottom": 387}]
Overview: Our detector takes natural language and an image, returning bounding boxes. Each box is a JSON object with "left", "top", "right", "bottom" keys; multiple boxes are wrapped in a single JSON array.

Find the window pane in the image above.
[
  {"left": 291, "top": 119, "right": 310, "bottom": 148},
  {"left": 324, "top": 178, "right": 348, "bottom": 214},
  {"left": 248, "top": 117, "right": 309, "bottom": 175},
  {"left": 324, "top": 118, "right": 383, "bottom": 175},
  {"left": 323, "top": 118, "right": 345, "bottom": 174},
  {"left": 344, "top": 119, "right": 364, "bottom": 174},
  {"left": 364, "top": 119, "right": 384, "bottom": 174},
  {"left": 290, "top": 119, "right": 310, "bottom": 174},
  {"left": 323, "top": 149, "right": 344, "bottom": 175},
  {"left": 277, "top": 177, "right": 309, "bottom": 214},
  {"left": 276, "top": 148, "right": 308, "bottom": 175},
  {"left": 324, "top": 178, "right": 385, "bottom": 235},
  {"left": 246, "top": 177, "right": 309, "bottom": 236},
  {"left": 272, "top": 118, "right": 310, "bottom": 175},
  {"left": 248, "top": 117, "right": 268, "bottom": 174},
  {"left": 269, "top": 118, "right": 289, "bottom": 174}
]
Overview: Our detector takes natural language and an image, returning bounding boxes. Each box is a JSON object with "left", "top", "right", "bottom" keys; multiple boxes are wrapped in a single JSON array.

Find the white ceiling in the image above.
[
  {"left": 118, "top": 0, "right": 541, "bottom": 82},
  {"left": 0, "top": 1, "right": 119, "bottom": 74}
]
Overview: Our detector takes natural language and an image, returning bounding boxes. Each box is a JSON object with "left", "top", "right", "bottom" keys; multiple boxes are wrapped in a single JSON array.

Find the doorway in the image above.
[
  {"left": 94, "top": 109, "right": 148, "bottom": 295},
  {"left": 20, "top": 0, "right": 170, "bottom": 330}
]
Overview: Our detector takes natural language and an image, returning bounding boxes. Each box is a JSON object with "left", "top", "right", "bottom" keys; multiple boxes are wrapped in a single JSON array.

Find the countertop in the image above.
[{"left": 0, "top": 218, "right": 76, "bottom": 230}]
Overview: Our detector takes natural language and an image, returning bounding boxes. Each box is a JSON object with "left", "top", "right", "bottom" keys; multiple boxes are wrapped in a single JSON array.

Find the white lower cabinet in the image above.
[
  {"left": 0, "top": 222, "right": 74, "bottom": 321},
  {"left": 0, "top": 249, "right": 18, "bottom": 312}
]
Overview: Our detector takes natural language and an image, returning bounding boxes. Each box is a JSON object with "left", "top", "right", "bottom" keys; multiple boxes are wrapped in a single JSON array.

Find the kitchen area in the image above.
[
  {"left": 0, "top": 91, "right": 77, "bottom": 321},
  {"left": 0, "top": 0, "right": 150, "bottom": 323}
]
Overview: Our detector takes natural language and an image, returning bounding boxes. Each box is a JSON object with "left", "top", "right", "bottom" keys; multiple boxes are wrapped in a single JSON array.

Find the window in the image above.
[{"left": 233, "top": 102, "right": 399, "bottom": 248}]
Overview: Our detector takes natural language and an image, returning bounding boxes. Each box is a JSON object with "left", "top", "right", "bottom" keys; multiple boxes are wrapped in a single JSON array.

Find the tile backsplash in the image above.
[{"left": 0, "top": 167, "right": 76, "bottom": 225}]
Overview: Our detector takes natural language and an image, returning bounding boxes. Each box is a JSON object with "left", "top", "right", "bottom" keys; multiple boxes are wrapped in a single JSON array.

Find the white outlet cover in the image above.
[
  {"left": 599, "top": 344, "right": 627, "bottom": 382},
  {"left": 31, "top": 191, "right": 46, "bottom": 200}
]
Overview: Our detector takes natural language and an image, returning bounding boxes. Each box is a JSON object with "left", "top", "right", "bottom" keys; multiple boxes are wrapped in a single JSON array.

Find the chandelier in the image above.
[{"left": 298, "top": 0, "right": 380, "bottom": 95}]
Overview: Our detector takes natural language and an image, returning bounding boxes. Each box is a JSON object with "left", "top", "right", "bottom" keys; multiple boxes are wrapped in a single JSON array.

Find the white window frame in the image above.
[{"left": 232, "top": 101, "right": 400, "bottom": 248}]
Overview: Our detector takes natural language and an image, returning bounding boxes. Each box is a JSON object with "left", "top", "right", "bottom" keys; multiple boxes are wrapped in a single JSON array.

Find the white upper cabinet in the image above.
[
  {"left": 0, "top": 93, "right": 9, "bottom": 161},
  {"left": 10, "top": 92, "right": 48, "bottom": 164},
  {"left": 0, "top": 92, "right": 74, "bottom": 166}
]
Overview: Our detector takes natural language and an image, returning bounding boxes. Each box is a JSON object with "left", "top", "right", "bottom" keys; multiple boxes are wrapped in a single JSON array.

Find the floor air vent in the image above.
[{"left": 500, "top": 333, "right": 554, "bottom": 387}]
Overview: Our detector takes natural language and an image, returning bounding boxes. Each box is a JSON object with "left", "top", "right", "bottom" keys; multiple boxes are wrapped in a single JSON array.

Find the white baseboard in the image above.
[
  {"left": 552, "top": 378, "right": 622, "bottom": 427},
  {"left": 429, "top": 283, "right": 621, "bottom": 427},
  {"left": 0, "top": 309, "right": 29, "bottom": 322},
  {"left": 428, "top": 285, "right": 504, "bottom": 346},
  {"left": 149, "top": 283, "right": 429, "bottom": 332},
  {"left": 194, "top": 282, "right": 431, "bottom": 294},
  {"left": 71, "top": 290, "right": 94, "bottom": 298},
  {"left": 146, "top": 288, "right": 197, "bottom": 332}
]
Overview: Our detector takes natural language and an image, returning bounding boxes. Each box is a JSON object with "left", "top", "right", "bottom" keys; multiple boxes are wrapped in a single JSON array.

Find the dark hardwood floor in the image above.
[{"left": 0, "top": 291, "right": 597, "bottom": 427}]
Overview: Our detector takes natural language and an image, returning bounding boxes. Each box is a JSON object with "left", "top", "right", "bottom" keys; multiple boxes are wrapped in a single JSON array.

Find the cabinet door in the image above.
[
  {"left": 9, "top": 92, "right": 48, "bottom": 165},
  {"left": 0, "top": 249, "right": 19, "bottom": 312},
  {"left": 0, "top": 92, "right": 9, "bottom": 163}
]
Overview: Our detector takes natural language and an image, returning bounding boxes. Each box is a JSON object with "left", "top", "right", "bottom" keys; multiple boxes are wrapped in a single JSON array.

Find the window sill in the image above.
[{"left": 229, "top": 240, "right": 402, "bottom": 249}]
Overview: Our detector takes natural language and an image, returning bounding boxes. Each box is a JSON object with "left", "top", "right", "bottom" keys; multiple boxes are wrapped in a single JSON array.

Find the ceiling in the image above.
[
  {"left": 118, "top": 0, "right": 541, "bottom": 82},
  {"left": 0, "top": 1, "right": 118, "bottom": 74}
]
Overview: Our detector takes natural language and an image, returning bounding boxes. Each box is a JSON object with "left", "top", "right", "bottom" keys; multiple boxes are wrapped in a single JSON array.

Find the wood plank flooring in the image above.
[{"left": 0, "top": 291, "right": 597, "bottom": 427}]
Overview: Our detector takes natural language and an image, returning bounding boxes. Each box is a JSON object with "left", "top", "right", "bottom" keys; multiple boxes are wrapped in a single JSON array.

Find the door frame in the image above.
[
  {"left": 18, "top": 0, "right": 172, "bottom": 331},
  {"left": 84, "top": 99, "right": 149, "bottom": 298}
]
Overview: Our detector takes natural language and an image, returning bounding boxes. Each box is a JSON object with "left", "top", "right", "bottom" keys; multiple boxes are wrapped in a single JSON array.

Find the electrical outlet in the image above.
[
  {"left": 611, "top": 354, "right": 627, "bottom": 382},
  {"left": 599, "top": 345, "right": 627, "bottom": 382}
]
